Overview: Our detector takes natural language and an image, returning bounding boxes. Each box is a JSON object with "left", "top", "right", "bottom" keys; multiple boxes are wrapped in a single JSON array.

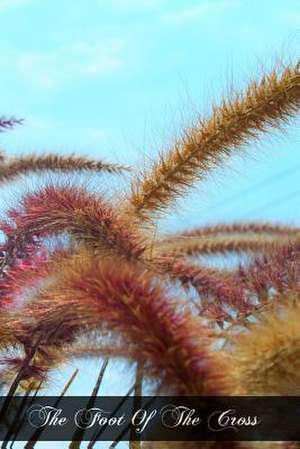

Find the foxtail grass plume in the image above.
[
  {"left": 0, "top": 153, "right": 128, "bottom": 184},
  {"left": 6, "top": 249, "right": 228, "bottom": 394},
  {"left": 221, "top": 297, "right": 300, "bottom": 395},
  {"left": 129, "top": 62, "right": 300, "bottom": 219}
]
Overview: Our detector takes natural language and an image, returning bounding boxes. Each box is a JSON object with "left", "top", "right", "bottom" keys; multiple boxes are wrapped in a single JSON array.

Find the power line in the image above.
[
  {"left": 202, "top": 163, "right": 300, "bottom": 216},
  {"left": 241, "top": 187, "right": 300, "bottom": 218}
]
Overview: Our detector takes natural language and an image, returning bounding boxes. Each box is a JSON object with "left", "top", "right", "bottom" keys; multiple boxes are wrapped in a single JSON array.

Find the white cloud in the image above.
[
  {"left": 162, "top": 0, "right": 238, "bottom": 24},
  {"left": 98, "top": 0, "right": 164, "bottom": 11},
  {"left": 16, "top": 40, "right": 124, "bottom": 89},
  {"left": 282, "top": 11, "right": 300, "bottom": 26},
  {"left": 0, "top": 0, "right": 30, "bottom": 11}
]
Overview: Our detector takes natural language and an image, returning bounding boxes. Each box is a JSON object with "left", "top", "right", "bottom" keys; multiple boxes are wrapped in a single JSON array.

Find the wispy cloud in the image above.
[
  {"left": 16, "top": 40, "right": 125, "bottom": 89},
  {"left": 162, "top": 0, "right": 238, "bottom": 24},
  {"left": 282, "top": 11, "right": 300, "bottom": 26},
  {"left": 99, "top": 0, "right": 165, "bottom": 11},
  {"left": 0, "top": 0, "right": 30, "bottom": 12}
]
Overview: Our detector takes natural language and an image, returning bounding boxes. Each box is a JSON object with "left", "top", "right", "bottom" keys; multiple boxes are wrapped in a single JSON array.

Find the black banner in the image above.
[{"left": 0, "top": 396, "right": 299, "bottom": 441}]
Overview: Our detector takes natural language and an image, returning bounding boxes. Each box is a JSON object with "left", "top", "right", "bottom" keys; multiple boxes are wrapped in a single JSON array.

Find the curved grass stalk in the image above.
[
  {"left": 69, "top": 358, "right": 109, "bottom": 449},
  {"left": 128, "top": 61, "right": 300, "bottom": 219},
  {"left": 1, "top": 186, "right": 240, "bottom": 303},
  {"left": 155, "top": 234, "right": 299, "bottom": 258},
  {"left": 129, "top": 362, "right": 143, "bottom": 449},
  {"left": 0, "top": 153, "right": 128, "bottom": 185},
  {"left": 236, "top": 244, "right": 300, "bottom": 295},
  {"left": 158, "top": 241, "right": 300, "bottom": 323},
  {"left": 163, "top": 222, "right": 300, "bottom": 239},
  {"left": 24, "top": 368, "right": 79, "bottom": 449},
  {"left": 157, "top": 256, "right": 246, "bottom": 318},
  {"left": 7, "top": 184, "right": 145, "bottom": 261},
  {"left": 5, "top": 250, "right": 226, "bottom": 395}
]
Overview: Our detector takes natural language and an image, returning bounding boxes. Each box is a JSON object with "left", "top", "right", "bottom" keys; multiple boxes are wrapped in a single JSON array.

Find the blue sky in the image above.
[
  {"left": 0, "top": 0, "right": 299, "bottom": 232},
  {"left": 0, "top": 0, "right": 299, "bottom": 447}
]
